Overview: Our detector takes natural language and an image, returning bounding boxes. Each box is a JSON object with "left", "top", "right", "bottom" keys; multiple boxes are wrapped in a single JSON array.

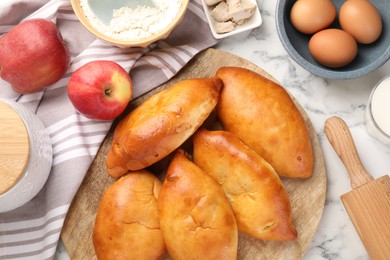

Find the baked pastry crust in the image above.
[
  {"left": 93, "top": 170, "right": 166, "bottom": 260},
  {"left": 216, "top": 66, "right": 314, "bottom": 178},
  {"left": 106, "top": 77, "right": 222, "bottom": 178},
  {"left": 158, "top": 149, "right": 238, "bottom": 260},
  {"left": 193, "top": 128, "right": 297, "bottom": 241}
]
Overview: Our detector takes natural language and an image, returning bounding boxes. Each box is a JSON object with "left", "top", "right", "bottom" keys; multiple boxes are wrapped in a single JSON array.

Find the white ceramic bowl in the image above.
[
  {"left": 0, "top": 99, "right": 52, "bottom": 213},
  {"left": 201, "top": 0, "right": 262, "bottom": 39}
]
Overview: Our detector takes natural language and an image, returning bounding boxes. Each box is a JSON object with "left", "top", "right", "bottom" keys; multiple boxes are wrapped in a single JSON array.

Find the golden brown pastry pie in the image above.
[
  {"left": 158, "top": 149, "right": 238, "bottom": 259},
  {"left": 216, "top": 66, "right": 314, "bottom": 178},
  {"left": 93, "top": 170, "right": 166, "bottom": 260},
  {"left": 106, "top": 77, "right": 222, "bottom": 178},
  {"left": 193, "top": 128, "right": 297, "bottom": 241}
]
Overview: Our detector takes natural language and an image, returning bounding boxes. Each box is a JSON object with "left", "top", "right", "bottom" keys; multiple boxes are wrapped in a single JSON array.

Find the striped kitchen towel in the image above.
[{"left": 0, "top": 0, "right": 218, "bottom": 259}]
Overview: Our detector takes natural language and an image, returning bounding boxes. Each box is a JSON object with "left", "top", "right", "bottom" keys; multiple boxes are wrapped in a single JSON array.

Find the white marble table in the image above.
[{"left": 55, "top": 0, "right": 390, "bottom": 259}]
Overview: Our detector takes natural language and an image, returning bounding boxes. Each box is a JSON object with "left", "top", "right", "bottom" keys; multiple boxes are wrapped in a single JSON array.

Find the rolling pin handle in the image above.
[{"left": 324, "top": 116, "right": 374, "bottom": 189}]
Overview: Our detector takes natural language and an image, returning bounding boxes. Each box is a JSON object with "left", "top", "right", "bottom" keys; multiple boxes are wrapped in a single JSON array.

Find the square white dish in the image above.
[{"left": 201, "top": 0, "right": 262, "bottom": 39}]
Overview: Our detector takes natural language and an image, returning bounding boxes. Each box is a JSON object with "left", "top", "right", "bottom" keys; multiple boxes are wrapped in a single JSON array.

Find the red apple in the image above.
[
  {"left": 67, "top": 60, "right": 133, "bottom": 121},
  {"left": 0, "top": 18, "right": 70, "bottom": 94}
]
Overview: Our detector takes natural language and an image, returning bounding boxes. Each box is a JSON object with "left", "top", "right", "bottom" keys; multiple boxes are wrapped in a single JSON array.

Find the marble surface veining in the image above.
[{"left": 55, "top": 0, "right": 390, "bottom": 259}]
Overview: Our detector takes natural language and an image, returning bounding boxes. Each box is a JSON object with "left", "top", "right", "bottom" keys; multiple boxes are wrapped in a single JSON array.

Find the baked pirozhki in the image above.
[
  {"left": 193, "top": 128, "right": 297, "bottom": 241},
  {"left": 158, "top": 149, "right": 238, "bottom": 260},
  {"left": 93, "top": 170, "right": 166, "bottom": 260},
  {"left": 216, "top": 66, "right": 314, "bottom": 178},
  {"left": 106, "top": 77, "right": 223, "bottom": 178}
]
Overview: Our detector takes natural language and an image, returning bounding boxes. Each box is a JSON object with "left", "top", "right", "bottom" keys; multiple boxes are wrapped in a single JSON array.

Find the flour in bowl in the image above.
[{"left": 80, "top": 0, "right": 183, "bottom": 40}]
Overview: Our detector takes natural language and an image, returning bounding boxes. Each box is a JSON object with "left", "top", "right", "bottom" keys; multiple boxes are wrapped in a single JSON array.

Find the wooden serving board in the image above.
[{"left": 61, "top": 48, "right": 327, "bottom": 260}]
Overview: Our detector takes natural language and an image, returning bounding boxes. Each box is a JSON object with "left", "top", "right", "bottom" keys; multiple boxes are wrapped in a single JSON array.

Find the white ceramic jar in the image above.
[
  {"left": 0, "top": 98, "right": 52, "bottom": 213},
  {"left": 365, "top": 76, "right": 390, "bottom": 145}
]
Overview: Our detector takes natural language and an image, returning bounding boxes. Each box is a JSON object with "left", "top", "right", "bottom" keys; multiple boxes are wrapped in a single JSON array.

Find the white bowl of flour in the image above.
[{"left": 71, "top": 0, "right": 189, "bottom": 48}]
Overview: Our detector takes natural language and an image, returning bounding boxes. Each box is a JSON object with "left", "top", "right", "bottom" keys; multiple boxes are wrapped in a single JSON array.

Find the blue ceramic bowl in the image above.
[{"left": 276, "top": 0, "right": 390, "bottom": 80}]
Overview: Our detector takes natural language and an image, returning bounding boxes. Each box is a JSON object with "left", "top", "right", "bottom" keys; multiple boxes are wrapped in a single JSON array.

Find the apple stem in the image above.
[{"left": 105, "top": 87, "right": 112, "bottom": 97}]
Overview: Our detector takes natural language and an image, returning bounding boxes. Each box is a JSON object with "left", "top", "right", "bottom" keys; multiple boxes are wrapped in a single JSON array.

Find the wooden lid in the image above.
[{"left": 0, "top": 100, "right": 30, "bottom": 195}]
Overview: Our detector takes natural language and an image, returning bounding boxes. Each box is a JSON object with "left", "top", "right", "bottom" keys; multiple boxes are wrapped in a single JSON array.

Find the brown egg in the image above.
[
  {"left": 339, "top": 0, "right": 382, "bottom": 44},
  {"left": 309, "top": 28, "right": 358, "bottom": 68},
  {"left": 290, "top": 0, "right": 336, "bottom": 34}
]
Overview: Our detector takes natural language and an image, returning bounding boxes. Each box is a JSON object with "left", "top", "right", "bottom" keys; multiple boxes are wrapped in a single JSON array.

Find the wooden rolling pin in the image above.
[{"left": 324, "top": 116, "right": 390, "bottom": 260}]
